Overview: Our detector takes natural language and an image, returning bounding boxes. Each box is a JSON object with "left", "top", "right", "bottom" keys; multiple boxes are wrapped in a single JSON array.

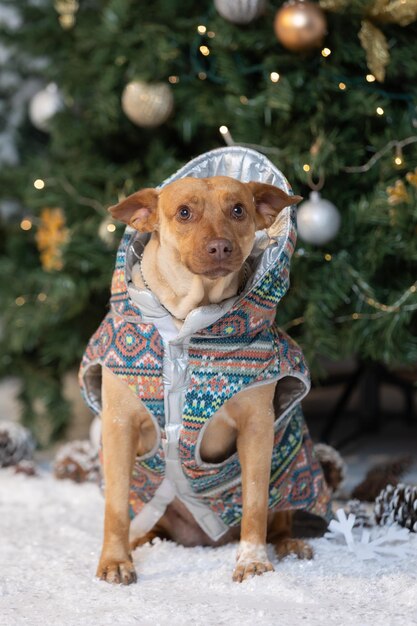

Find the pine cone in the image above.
[
  {"left": 0, "top": 421, "right": 35, "bottom": 467},
  {"left": 54, "top": 440, "right": 101, "bottom": 484},
  {"left": 345, "top": 499, "right": 373, "bottom": 528},
  {"left": 314, "top": 443, "right": 346, "bottom": 492},
  {"left": 14, "top": 460, "right": 38, "bottom": 476},
  {"left": 351, "top": 456, "right": 412, "bottom": 501},
  {"left": 375, "top": 483, "right": 417, "bottom": 532}
]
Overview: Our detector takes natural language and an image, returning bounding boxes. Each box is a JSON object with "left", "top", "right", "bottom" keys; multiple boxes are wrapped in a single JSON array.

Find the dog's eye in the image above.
[
  {"left": 231, "top": 204, "right": 245, "bottom": 219},
  {"left": 178, "top": 206, "right": 191, "bottom": 220}
]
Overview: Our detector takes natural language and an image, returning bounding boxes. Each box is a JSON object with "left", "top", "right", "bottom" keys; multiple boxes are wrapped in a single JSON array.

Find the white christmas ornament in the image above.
[
  {"left": 214, "top": 0, "right": 266, "bottom": 24},
  {"left": 296, "top": 190, "right": 341, "bottom": 245},
  {"left": 29, "top": 83, "right": 63, "bottom": 132},
  {"left": 121, "top": 80, "right": 174, "bottom": 128}
]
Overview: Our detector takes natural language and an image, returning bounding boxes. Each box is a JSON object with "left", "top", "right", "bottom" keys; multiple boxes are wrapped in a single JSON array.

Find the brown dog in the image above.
[{"left": 92, "top": 176, "right": 319, "bottom": 584}]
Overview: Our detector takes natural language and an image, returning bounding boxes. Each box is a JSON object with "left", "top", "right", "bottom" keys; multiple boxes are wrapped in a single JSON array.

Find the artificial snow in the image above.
[{"left": 1, "top": 470, "right": 417, "bottom": 626}]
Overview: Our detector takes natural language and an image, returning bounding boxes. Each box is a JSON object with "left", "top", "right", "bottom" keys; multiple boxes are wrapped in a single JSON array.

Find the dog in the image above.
[{"left": 80, "top": 174, "right": 330, "bottom": 584}]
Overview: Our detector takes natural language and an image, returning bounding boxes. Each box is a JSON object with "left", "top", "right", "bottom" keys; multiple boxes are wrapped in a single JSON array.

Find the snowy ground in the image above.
[{"left": 1, "top": 470, "right": 417, "bottom": 626}]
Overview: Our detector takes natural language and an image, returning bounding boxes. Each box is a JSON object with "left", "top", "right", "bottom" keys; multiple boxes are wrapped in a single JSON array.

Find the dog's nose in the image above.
[{"left": 206, "top": 238, "right": 233, "bottom": 260}]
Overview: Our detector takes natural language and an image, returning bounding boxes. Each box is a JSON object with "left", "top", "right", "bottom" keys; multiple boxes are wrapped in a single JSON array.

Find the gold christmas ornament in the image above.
[
  {"left": 358, "top": 19, "right": 389, "bottom": 82},
  {"left": 121, "top": 80, "right": 174, "bottom": 128},
  {"left": 386, "top": 180, "right": 410, "bottom": 205},
  {"left": 274, "top": 0, "right": 327, "bottom": 52},
  {"left": 35, "top": 207, "right": 69, "bottom": 271},
  {"left": 320, "top": 0, "right": 417, "bottom": 81},
  {"left": 214, "top": 0, "right": 266, "bottom": 24},
  {"left": 54, "top": 0, "right": 79, "bottom": 29},
  {"left": 406, "top": 167, "right": 417, "bottom": 187}
]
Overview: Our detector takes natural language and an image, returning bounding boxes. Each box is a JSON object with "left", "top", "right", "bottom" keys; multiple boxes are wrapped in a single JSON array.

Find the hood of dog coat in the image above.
[{"left": 113, "top": 147, "right": 298, "bottom": 340}]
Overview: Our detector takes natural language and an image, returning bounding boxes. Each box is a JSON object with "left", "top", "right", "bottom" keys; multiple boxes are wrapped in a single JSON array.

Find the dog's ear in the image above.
[
  {"left": 248, "top": 182, "right": 302, "bottom": 230},
  {"left": 108, "top": 188, "right": 159, "bottom": 232}
]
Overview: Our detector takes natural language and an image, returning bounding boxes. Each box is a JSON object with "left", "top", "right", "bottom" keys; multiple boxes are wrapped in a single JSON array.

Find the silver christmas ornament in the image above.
[
  {"left": 29, "top": 83, "right": 63, "bottom": 132},
  {"left": 297, "top": 191, "right": 341, "bottom": 245},
  {"left": 121, "top": 80, "right": 174, "bottom": 128},
  {"left": 214, "top": 0, "right": 266, "bottom": 24}
]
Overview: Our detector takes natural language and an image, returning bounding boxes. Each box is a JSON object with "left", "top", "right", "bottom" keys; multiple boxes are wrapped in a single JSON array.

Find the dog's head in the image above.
[{"left": 109, "top": 176, "right": 301, "bottom": 279}]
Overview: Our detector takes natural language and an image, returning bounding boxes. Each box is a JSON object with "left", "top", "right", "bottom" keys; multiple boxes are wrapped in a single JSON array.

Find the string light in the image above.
[
  {"left": 15, "top": 296, "right": 25, "bottom": 306},
  {"left": 34, "top": 179, "right": 45, "bottom": 190},
  {"left": 394, "top": 144, "right": 404, "bottom": 166},
  {"left": 207, "top": 31, "right": 215, "bottom": 38},
  {"left": 239, "top": 95, "right": 248, "bottom": 104},
  {"left": 168, "top": 76, "right": 180, "bottom": 84},
  {"left": 218, "top": 125, "right": 283, "bottom": 156},
  {"left": 349, "top": 270, "right": 417, "bottom": 314},
  {"left": 197, "top": 25, "right": 206, "bottom": 34},
  {"left": 198, "top": 72, "right": 207, "bottom": 80},
  {"left": 219, "top": 125, "right": 234, "bottom": 146},
  {"left": 282, "top": 252, "right": 417, "bottom": 328},
  {"left": 376, "top": 106, "right": 384, "bottom": 115},
  {"left": 199, "top": 45, "right": 210, "bottom": 56},
  {"left": 270, "top": 72, "right": 280, "bottom": 83},
  {"left": 44, "top": 176, "right": 106, "bottom": 215},
  {"left": 366, "top": 74, "right": 376, "bottom": 82},
  {"left": 338, "top": 82, "right": 346, "bottom": 90},
  {"left": 20, "top": 219, "right": 32, "bottom": 231},
  {"left": 37, "top": 293, "right": 47, "bottom": 302},
  {"left": 321, "top": 48, "right": 331, "bottom": 57},
  {"left": 106, "top": 223, "right": 116, "bottom": 233},
  {"left": 344, "top": 136, "right": 417, "bottom": 173},
  {"left": 218, "top": 126, "right": 416, "bottom": 175}
]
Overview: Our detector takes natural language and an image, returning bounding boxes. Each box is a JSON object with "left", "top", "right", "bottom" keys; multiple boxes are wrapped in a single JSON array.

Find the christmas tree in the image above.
[{"left": 1, "top": 0, "right": 416, "bottom": 440}]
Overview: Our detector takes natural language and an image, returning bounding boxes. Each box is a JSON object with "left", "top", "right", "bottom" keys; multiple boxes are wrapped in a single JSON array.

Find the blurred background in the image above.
[{"left": 0, "top": 1, "right": 416, "bottom": 484}]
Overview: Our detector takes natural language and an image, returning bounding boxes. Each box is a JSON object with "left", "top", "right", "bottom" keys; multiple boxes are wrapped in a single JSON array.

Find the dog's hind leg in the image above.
[{"left": 268, "top": 511, "right": 313, "bottom": 560}]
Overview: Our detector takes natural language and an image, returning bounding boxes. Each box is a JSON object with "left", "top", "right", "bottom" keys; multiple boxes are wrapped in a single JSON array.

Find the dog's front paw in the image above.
[
  {"left": 274, "top": 538, "right": 313, "bottom": 560},
  {"left": 97, "top": 555, "right": 137, "bottom": 585},
  {"left": 232, "top": 542, "right": 274, "bottom": 583}
]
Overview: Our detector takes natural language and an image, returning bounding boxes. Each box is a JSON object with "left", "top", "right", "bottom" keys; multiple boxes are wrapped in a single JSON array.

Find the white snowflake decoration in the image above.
[{"left": 326, "top": 508, "right": 412, "bottom": 561}]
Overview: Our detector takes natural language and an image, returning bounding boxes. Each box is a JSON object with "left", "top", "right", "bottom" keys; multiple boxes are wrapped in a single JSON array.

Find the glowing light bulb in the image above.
[
  {"left": 338, "top": 82, "right": 346, "bottom": 90},
  {"left": 302, "top": 164, "right": 311, "bottom": 172},
  {"left": 270, "top": 72, "right": 280, "bottom": 83},
  {"left": 199, "top": 45, "right": 210, "bottom": 56},
  {"left": 376, "top": 107, "right": 384, "bottom": 116},
  {"left": 20, "top": 219, "right": 32, "bottom": 231},
  {"left": 321, "top": 48, "right": 331, "bottom": 57},
  {"left": 34, "top": 179, "right": 45, "bottom": 190},
  {"left": 197, "top": 25, "right": 206, "bottom": 34},
  {"left": 106, "top": 223, "right": 116, "bottom": 233},
  {"left": 168, "top": 76, "right": 179, "bottom": 84},
  {"left": 219, "top": 125, "right": 228, "bottom": 135},
  {"left": 366, "top": 74, "right": 376, "bottom": 82}
]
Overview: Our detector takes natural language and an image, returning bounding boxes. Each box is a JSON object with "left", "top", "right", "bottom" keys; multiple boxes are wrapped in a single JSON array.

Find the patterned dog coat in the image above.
[{"left": 79, "top": 147, "right": 331, "bottom": 541}]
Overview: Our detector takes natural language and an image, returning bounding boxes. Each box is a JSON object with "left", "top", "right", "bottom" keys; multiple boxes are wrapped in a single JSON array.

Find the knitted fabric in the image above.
[{"left": 80, "top": 222, "right": 331, "bottom": 530}]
